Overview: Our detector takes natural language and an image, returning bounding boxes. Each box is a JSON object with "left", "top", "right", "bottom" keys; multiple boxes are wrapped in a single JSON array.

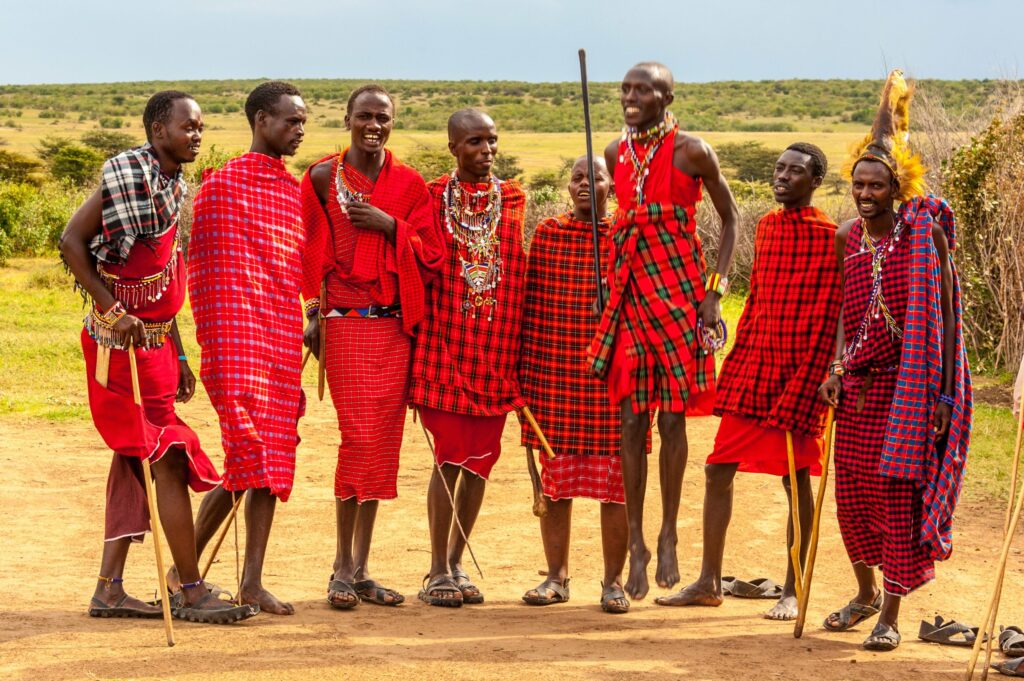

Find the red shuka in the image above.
[
  {"left": 189, "top": 153, "right": 305, "bottom": 501},
  {"left": 410, "top": 175, "right": 528, "bottom": 417}
]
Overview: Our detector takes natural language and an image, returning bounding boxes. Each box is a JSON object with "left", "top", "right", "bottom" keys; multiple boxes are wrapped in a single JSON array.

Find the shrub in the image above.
[
  {"left": 492, "top": 154, "right": 523, "bottom": 182},
  {"left": 48, "top": 144, "right": 104, "bottom": 185},
  {"left": 0, "top": 181, "right": 86, "bottom": 264},
  {"left": 716, "top": 141, "right": 784, "bottom": 184},
  {"left": 406, "top": 144, "right": 452, "bottom": 182},
  {"left": 98, "top": 116, "right": 123, "bottom": 129},
  {"left": 0, "top": 150, "right": 43, "bottom": 184},
  {"left": 323, "top": 119, "right": 344, "bottom": 128},
  {"left": 79, "top": 130, "right": 138, "bottom": 159}
]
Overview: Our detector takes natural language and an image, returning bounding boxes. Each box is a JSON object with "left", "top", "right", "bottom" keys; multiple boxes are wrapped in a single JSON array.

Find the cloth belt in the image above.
[{"left": 325, "top": 305, "right": 402, "bottom": 319}]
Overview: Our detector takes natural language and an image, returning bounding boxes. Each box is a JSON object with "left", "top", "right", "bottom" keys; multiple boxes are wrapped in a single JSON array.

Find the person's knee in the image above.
[
  {"left": 658, "top": 410, "right": 686, "bottom": 436},
  {"left": 704, "top": 464, "right": 734, "bottom": 492},
  {"left": 152, "top": 448, "right": 188, "bottom": 479}
]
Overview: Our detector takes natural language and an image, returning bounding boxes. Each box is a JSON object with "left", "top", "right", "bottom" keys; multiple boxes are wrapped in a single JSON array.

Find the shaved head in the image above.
[
  {"left": 573, "top": 154, "right": 609, "bottom": 179},
  {"left": 628, "top": 61, "right": 675, "bottom": 96},
  {"left": 447, "top": 108, "right": 494, "bottom": 142}
]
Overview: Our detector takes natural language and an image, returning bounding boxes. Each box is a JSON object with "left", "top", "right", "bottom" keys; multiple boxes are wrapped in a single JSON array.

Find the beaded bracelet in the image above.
[
  {"left": 696, "top": 318, "right": 728, "bottom": 352},
  {"left": 705, "top": 272, "right": 729, "bottom": 297},
  {"left": 93, "top": 300, "right": 128, "bottom": 328},
  {"left": 938, "top": 393, "right": 956, "bottom": 407},
  {"left": 303, "top": 298, "right": 320, "bottom": 319},
  {"left": 178, "top": 355, "right": 188, "bottom": 362},
  {"left": 829, "top": 360, "right": 845, "bottom": 377}
]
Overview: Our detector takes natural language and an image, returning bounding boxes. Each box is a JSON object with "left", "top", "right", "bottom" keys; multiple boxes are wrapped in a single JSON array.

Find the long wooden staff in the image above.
[
  {"left": 965, "top": 399, "right": 1024, "bottom": 680},
  {"left": 127, "top": 342, "right": 175, "bottom": 647},
  {"left": 794, "top": 406, "right": 836, "bottom": 638},
  {"left": 785, "top": 430, "right": 805, "bottom": 605},
  {"left": 578, "top": 48, "right": 605, "bottom": 311},
  {"left": 524, "top": 447, "right": 547, "bottom": 518},
  {"left": 317, "top": 281, "right": 327, "bottom": 401},
  {"left": 200, "top": 491, "right": 244, "bottom": 581},
  {"left": 520, "top": 405, "right": 555, "bottom": 460}
]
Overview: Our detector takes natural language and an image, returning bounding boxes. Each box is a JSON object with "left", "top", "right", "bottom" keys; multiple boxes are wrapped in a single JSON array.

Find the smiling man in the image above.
[
  {"left": 657, "top": 143, "right": 841, "bottom": 619},
  {"left": 184, "top": 80, "right": 308, "bottom": 616},
  {"left": 61, "top": 91, "right": 255, "bottom": 624},
  {"left": 586, "top": 62, "right": 738, "bottom": 600},
  {"left": 410, "top": 108, "right": 527, "bottom": 607},
  {"left": 300, "top": 84, "right": 445, "bottom": 610}
]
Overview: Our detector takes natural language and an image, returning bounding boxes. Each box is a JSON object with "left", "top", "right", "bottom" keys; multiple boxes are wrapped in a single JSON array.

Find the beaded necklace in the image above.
[
  {"left": 442, "top": 171, "right": 503, "bottom": 320},
  {"left": 336, "top": 157, "right": 372, "bottom": 206},
  {"left": 844, "top": 217, "right": 906, "bottom": 362},
  {"left": 620, "top": 111, "right": 678, "bottom": 205}
]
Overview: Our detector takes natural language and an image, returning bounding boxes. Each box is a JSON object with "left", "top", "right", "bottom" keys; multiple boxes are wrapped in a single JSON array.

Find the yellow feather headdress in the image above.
[{"left": 842, "top": 69, "right": 927, "bottom": 201}]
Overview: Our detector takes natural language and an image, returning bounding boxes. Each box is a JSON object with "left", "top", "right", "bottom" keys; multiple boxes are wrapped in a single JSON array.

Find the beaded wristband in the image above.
[
  {"left": 303, "top": 298, "right": 320, "bottom": 319},
  {"left": 93, "top": 300, "right": 128, "bottom": 328},
  {"left": 178, "top": 355, "right": 188, "bottom": 361},
  {"left": 696, "top": 318, "right": 728, "bottom": 352},
  {"left": 938, "top": 393, "right": 955, "bottom": 407}
]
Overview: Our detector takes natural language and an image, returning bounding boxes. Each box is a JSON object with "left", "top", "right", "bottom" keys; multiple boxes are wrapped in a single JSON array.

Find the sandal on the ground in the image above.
[
  {"left": 451, "top": 567, "right": 484, "bottom": 605},
  {"left": 522, "top": 577, "right": 570, "bottom": 606},
  {"left": 327, "top": 575, "right": 360, "bottom": 610},
  {"left": 720, "top": 576, "right": 738, "bottom": 596},
  {"left": 1001, "top": 626, "right": 1024, "bottom": 656},
  {"left": 729, "top": 577, "right": 783, "bottom": 600},
  {"left": 88, "top": 594, "right": 162, "bottom": 619},
  {"left": 418, "top": 574, "right": 463, "bottom": 608},
  {"left": 918, "top": 615, "right": 983, "bottom": 647},
  {"left": 600, "top": 582, "right": 629, "bottom": 614},
  {"left": 864, "top": 621, "right": 901, "bottom": 651},
  {"left": 353, "top": 579, "right": 404, "bottom": 606},
  {"left": 169, "top": 591, "right": 259, "bottom": 624},
  {"left": 993, "top": 656, "right": 1024, "bottom": 677},
  {"left": 823, "top": 591, "right": 883, "bottom": 632}
]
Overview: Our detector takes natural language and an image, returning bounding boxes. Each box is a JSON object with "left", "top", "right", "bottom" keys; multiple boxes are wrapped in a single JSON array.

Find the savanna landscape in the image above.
[{"left": 1, "top": 77, "right": 1023, "bottom": 680}]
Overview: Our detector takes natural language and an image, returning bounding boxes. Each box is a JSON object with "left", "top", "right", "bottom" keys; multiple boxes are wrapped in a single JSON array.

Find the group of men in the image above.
[{"left": 63, "top": 63, "right": 973, "bottom": 654}]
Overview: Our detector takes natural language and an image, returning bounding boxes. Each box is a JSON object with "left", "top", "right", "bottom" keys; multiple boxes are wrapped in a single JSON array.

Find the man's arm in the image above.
[
  {"left": 819, "top": 221, "right": 851, "bottom": 407},
  {"left": 604, "top": 138, "right": 619, "bottom": 178},
  {"left": 58, "top": 188, "right": 145, "bottom": 346},
  {"left": 169, "top": 318, "right": 196, "bottom": 403},
  {"left": 931, "top": 224, "right": 956, "bottom": 439}
]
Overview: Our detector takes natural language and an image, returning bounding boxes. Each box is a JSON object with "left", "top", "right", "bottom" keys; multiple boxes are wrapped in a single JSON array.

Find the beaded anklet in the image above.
[{"left": 98, "top": 574, "right": 124, "bottom": 590}]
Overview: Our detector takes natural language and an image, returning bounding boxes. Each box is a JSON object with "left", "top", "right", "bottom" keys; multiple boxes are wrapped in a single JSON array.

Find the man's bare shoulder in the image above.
[
  {"left": 676, "top": 132, "right": 713, "bottom": 162},
  {"left": 837, "top": 218, "right": 857, "bottom": 237}
]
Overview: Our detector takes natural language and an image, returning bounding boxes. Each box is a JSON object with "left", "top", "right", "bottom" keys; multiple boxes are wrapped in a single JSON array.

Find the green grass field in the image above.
[{"left": 1, "top": 106, "right": 862, "bottom": 181}]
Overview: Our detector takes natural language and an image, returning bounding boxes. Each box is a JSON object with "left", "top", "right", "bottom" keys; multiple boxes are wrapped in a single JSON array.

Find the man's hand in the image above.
[
  {"left": 113, "top": 314, "right": 146, "bottom": 348},
  {"left": 303, "top": 317, "right": 320, "bottom": 359},
  {"left": 176, "top": 360, "right": 196, "bottom": 403},
  {"left": 346, "top": 202, "right": 396, "bottom": 240},
  {"left": 932, "top": 401, "right": 952, "bottom": 440},
  {"left": 697, "top": 292, "right": 722, "bottom": 329},
  {"left": 818, "top": 374, "right": 842, "bottom": 407}
]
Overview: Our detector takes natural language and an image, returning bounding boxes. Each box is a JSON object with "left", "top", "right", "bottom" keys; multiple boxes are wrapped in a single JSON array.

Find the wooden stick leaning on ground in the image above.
[
  {"left": 966, "top": 399, "right": 1024, "bottom": 680},
  {"left": 577, "top": 48, "right": 605, "bottom": 311},
  {"left": 524, "top": 447, "right": 547, "bottom": 518},
  {"left": 785, "top": 430, "right": 804, "bottom": 605},
  {"left": 128, "top": 341, "right": 175, "bottom": 647},
  {"left": 200, "top": 492, "right": 244, "bottom": 581},
  {"left": 520, "top": 405, "right": 555, "bottom": 460},
  {"left": 794, "top": 406, "right": 836, "bottom": 638}
]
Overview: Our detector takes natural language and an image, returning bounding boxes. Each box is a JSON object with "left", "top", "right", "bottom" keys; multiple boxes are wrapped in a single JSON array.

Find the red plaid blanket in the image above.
[
  {"left": 300, "top": 150, "right": 446, "bottom": 335},
  {"left": 714, "top": 206, "right": 841, "bottom": 437},
  {"left": 410, "top": 175, "right": 527, "bottom": 416},
  {"left": 188, "top": 152, "right": 305, "bottom": 501}
]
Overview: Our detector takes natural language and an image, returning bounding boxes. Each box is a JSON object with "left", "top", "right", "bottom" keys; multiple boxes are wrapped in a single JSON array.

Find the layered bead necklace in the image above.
[
  {"left": 336, "top": 157, "right": 372, "bottom": 206},
  {"left": 844, "top": 218, "right": 906, "bottom": 362},
  {"left": 442, "top": 171, "right": 503, "bottom": 321},
  {"left": 620, "top": 111, "right": 678, "bottom": 205}
]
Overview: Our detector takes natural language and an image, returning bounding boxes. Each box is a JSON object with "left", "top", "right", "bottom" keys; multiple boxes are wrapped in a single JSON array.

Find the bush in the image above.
[
  {"left": 80, "top": 130, "right": 138, "bottom": 159},
  {"left": 323, "top": 119, "right": 344, "bottom": 128},
  {"left": 48, "top": 144, "right": 104, "bottom": 186},
  {"left": 716, "top": 141, "right": 784, "bottom": 184},
  {"left": 492, "top": 154, "right": 523, "bottom": 181},
  {"left": 0, "top": 181, "right": 86, "bottom": 264},
  {"left": 406, "top": 144, "right": 452, "bottom": 182},
  {"left": 0, "top": 150, "right": 43, "bottom": 184},
  {"left": 98, "top": 116, "right": 123, "bottom": 129}
]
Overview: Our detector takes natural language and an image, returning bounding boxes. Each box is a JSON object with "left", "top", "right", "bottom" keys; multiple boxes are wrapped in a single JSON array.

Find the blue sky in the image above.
[{"left": 2, "top": 0, "right": 1021, "bottom": 85}]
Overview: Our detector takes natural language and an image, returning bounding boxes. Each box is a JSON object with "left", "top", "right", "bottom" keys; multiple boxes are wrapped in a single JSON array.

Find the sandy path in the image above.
[{"left": 1, "top": 382, "right": 1021, "bottom": 680}]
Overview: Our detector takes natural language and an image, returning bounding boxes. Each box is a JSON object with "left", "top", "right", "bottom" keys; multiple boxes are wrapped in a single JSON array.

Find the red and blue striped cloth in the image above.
[{"left": 880, "top": 195, "right": 973, "bottom": 561}]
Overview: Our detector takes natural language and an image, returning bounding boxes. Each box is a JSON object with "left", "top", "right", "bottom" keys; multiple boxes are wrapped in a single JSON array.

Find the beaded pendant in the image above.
[{"left": 443, "top": 172, "right": 503, "bottom": 321}]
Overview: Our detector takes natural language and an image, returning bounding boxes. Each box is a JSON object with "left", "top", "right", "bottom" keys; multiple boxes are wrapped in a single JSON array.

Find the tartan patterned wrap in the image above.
[
  {"left": 409, "top": 175, "right": 528, "bottom": 416},
  {"left": 714, "top": 206, "right": 841, "bottom": 437},
  {"left": 520, "top": 212, "right": 619, "bottom": 456},
  {"left": 881, "top": 195, "right": 972, "bottom": 561},
  {"left": 90, "top": 144, "right": 186, "bottom": 265}
]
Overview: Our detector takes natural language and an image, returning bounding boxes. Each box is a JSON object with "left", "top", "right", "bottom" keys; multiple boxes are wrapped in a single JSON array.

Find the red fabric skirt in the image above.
[
  {"left": 706, "top": 413, "right": 822, "bottom": 476},
  {"left": 607, "top": 324, "right": 715, "bottom": 415},
  {"left": 540, "top": 453, "right": 624, "bottom": 504},
  {"left": 835, "top": 371, "right": 935, "bottom": 596},
  {"left": 418, "top": 406, "right": 506, "bottom": 479},
  {"left": 326, "top": 317, "right": 411, "bottom": 501},
  {"left": 82, "top": 330, "right": 220, "bottom": 541}
]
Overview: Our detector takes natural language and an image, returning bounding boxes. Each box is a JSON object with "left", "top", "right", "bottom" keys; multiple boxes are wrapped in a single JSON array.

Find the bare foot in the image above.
[
  {"left": 655, "top": 533, "right": 679, "bottom": 589},
  {"left": 240, "top": 585, "right": 294, "bottom": 615},
  {"left": 625, "top": 545, "right": 652, "bottom": 600},
  {"left": 654, "top": 581, "right": 723, "bottom": 607},
  {"left": 765, "top": 594, "right": 798, "bottom": 620}
]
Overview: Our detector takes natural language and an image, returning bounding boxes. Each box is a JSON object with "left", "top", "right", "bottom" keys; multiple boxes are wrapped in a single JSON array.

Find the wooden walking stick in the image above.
[
  {"left": 200, "top": 491, "right": 244, "bottom": 581},
  {"left": 520, "top": 405, "right": 555, "bottom": 460},
  {"left": 524, "top": 447, "right": 547, "bottom": 518},
  {"left": 578, "top": 48, "right": 606, "bottom": 312},
  {"left": 127, "top": 342, "right": 175, "bottom": 647},
  {"left": 966, "top": 398, "right": 1024, "bottom": 680},
  {"left": 317, "top": 281, "right": 327, "bottom": 401},
  {"left": 794, "top": 406, "right": 836, "bottom": 638},
  {"left": 785, "top": 430, "right": 805, "bottom": 604}
]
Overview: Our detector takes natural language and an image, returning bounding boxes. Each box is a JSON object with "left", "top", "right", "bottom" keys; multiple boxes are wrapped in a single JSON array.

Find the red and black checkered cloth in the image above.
[
  {"left": 409, "top": 175, "right": 527, "bottom": 416},
  {"left": 834, "top": 217, "right": 934, "bottom": 596},
  {"left": 300, "top": 150, "right": 446, "bottom": 335},
  {"left": 587, "top": 129, "right": 714, "bottom": 414},
  {"left": 520, "top": 212, "right": 618, "bottom": 456},
  {"left": 714, "top": 206, "right": 841, "bottom": 438},
  {"left": 189, "top": 153, "right": 306, "bottom": 502}
]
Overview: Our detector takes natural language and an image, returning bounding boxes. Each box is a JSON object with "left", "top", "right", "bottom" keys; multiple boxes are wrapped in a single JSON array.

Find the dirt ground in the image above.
[{"left": 1, "top": 382, "right": 1022, "bottom": 681}]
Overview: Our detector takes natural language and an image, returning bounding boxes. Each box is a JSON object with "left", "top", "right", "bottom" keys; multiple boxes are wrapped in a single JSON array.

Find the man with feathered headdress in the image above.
[{"left": 817, "top": 70, "right": 973, "bottom": 651}]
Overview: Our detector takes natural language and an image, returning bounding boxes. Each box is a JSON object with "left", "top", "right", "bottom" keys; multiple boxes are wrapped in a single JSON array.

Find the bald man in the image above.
[
  {"left": 410, "top": 109, "right": 527, "bottom": 607},
  {"left": 587, "top": 62, "right": 739, "bottom": 600}
]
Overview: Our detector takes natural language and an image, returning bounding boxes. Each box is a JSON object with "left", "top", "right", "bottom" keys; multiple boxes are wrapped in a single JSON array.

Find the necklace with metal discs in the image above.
[
  {"left": 443, "top": 171, "right": 503, "bottom": 321},
  {"left": 336, "top": 158, "right": 371, "bottom": 207},
  {"left": 844, "top": 218, "right": 905, "bottom": 362}
]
